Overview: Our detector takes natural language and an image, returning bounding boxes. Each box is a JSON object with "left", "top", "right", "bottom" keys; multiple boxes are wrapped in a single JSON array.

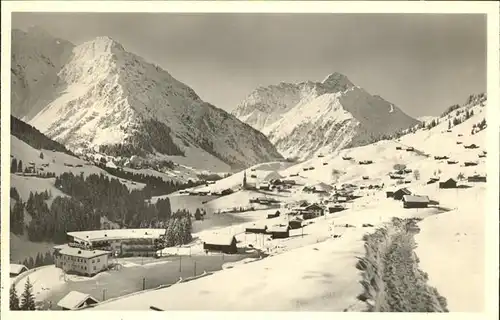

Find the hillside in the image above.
[
  {"left": 12, "top": 28, "right": 282, "bottom": 170},
  {"left": 233, "top": 72, "right": 419, "bottom": 160}
]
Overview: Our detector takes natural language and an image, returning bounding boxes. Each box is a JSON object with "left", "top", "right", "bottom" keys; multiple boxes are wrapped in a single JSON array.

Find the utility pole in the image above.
[
  {"left": 142, "top": 277, "right": 146, "bottom": 290},
  {"left": 194, "top": 261, "right": 197, "bottom": 277},
  {"left": 102, "top": 289, "right": 106, "bottom": 301},
  {"left": 179, "top": 255, "right": 182, "bottom": 272}
]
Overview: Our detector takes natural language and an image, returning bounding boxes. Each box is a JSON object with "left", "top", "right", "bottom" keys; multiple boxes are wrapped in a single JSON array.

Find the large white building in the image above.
[{"left": 66, "top": 229, "right": 165, "bottom": 257}]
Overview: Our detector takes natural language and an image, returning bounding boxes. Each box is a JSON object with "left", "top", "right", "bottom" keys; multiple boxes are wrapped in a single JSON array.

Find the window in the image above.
[
  {"left": 93, "top": 266, "right": 96, "bottom": 271},
  {"left": 92, "top": 259, "right": 95, "bottom": 264},
  {"left": 97, "top": 258, "right": 100, "bottom": 263}
]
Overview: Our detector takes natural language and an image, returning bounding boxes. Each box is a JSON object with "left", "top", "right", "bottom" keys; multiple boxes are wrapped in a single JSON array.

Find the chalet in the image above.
[
  {"left": 464, "top": 161, "right": 478, "bottom": 167},
  {"left": 303, "top": 168, "right": 309, "bottom": 171},
  {"left": 447, "top": 160, "right": 458, "bottom": 165},
  {"left": 57, "top": 291, "right": 99, "bottom": 310},
  {"left": 464, "top": 144, "right": 479, "bottom": 149},
  {"left": 389, "top": 174, "right": 404, "bottom": 180},
  {"left": 267, "top": 225, "right": 290, "bottom": 239},
  {"left": 289, "top": 173, "right": 299, "bottom": 177},
  {"left": 308, "top": 166, "right": 315, "bottom": 170},
  {"left": 467, "top": 174, "right": 487, "bottom": 183},
  {"left": 54, "top": 246, "right": 110, "bottom": 276},
  {"left": 250, "top": 174, "right": 257, "bottom": 178},
  {"left": 10, "top": 264, "right": 28, "bottom": 278},
  {"left": 323, "top": 162, "right": 328, "bottom": 166},
  {"left": 478, "top": 153, "right": 486, "bottom": 158},
  {"left": 396, "top": 146, "right": 402, "bottom": 150},
  {"left": 358, "top": 160, "right": 373, "bottom": 165},
  {"left": 282, "top": 179, "right": 296, "bottom": 185},
  {"left": 202, "top": 234, "right": 238, "bottom": 254},
  {"left": 403, "top": 169, "right": 413, "bottom": 174},
  {"left": 267, "top": 211, "right": 281, "bottom": 219},
  {"left": 402, "top": 195, "right": 430, "bottom": 209},
  {"left": 250, "top": 168, "right": 256, "bottom": 172},
  {"left": 439, "top": 178, "right": 458, "bottom": 189},
  {"left": 302, "top": 204, "right": 325, "bottom": 220},
  {"left": 245, "top": 224, "right": 268, "bottom": 234},
  {"left": 362, "top": 176, "right": 369, "bottom": 180},
  {"left": 456, "top": 141, "right": 463, "bottom": 145},
  {"left": 434, "top": 156, "right": 449, "bottom": 160},
  {"left": 386, "top": 191, "right": 394, "bottom": 198},
  {"left": 318, "top": 154, "right": 325, "bottom": 158},
  {"left": 446, "top": 129, "right": 452, "bottom": 133},
  {"left": 289, "top": 219, "right": 303, "bottom": 230},
  {"left": 342, "top": 156, "right": 353, "bottom": 160},
  {"left": 328, "top": 204, "right": 346, "bottom": 213},
  {"left": 458, "top": 133, "right": 463, "bottom": 137},
  {"left": 406, "top": 147, "right": 414, "bottom": 151},
  {"left": 393, "top": 188, "right": 412, "bottom": 200}
]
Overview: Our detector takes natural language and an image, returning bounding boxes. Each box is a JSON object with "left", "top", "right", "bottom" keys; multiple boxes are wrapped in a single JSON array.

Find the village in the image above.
[{"left": 9, "top": 97, "right": 488, "bottom": 311}]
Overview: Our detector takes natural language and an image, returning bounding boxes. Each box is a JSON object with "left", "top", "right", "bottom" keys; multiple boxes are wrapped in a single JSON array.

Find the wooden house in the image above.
[
  {"left": 447, "top": 160, "right": 458, "bottom": 165},
  {"left": 202, "top": 234, "right": 238, "bottom": 254},
  {"left": 396, "top": 146, "right": 402, "bottom": 150},
  {"left": 467, "top": 174, "right": 487, "bottom": 183},
  {"left": 342, "top": 156, "right": 353, "bottom": 160},
  {"left": 328, "top": 204, "right": 346, "bottom": 213},
  {"left": 427, "top": 177, "right": 440, "bottom": 185},
  {"left": 9, "top": 264, "right": 28, "bottom": 278},
  {"left": 289, "top": 219, "right": 303, "bottom": 230},
  {"left": 245, "top": 224, "right": 268, "bottom": 234},
  {"left": 406, "top": 147, "right": 415, "bottom": 151},
  {"left": 439, "top": 178, "right": 458, "bottom": 189},
  {"left": 402, "top": 195, "right": 430, "bottom": 209},
  {"left": 302, "top": 204, "right": 325, "bottom": 220},
  {"left": 57, "top": 291, "right": 99, "bottom": 310},
  {"left": 267, "top": 225, "right": 290, "bottom": 239},
  {"left": 386, "top": 191, "right": 395, "bottom": 198},
  {"left": 464, "top": 144, "right": 479, "bottom": 149},
  {"left": 393, "top": 187, "right": 412, "bottom": 200},
  {"left": 267, "top": 211, "right": 281, "bottom": 219},
  {"left": 464, "top": 161, "right": 478, "bottom": 167}
]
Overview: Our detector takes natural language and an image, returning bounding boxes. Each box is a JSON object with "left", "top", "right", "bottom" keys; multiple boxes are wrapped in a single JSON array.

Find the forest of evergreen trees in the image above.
[
  {"left": 96, "top": 164, "right": 202, "bottom": 196},
  {"left": 11, "top": 116, "right": 74, "bottom": 156},
  {"left": 10, "top": 156, "right": 56, "bottom": 177}
]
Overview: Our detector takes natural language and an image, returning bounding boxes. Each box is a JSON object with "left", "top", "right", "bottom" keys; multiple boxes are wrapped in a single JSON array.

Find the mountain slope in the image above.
[
  {"left": 12, "top": 29, "right": 282, "bottom": 170},
  {"left": 233, "top": 73, "right": 419, "bottom": 160},
  {"left": 11, "top": 26, "right": 75, "bottom": 119}
]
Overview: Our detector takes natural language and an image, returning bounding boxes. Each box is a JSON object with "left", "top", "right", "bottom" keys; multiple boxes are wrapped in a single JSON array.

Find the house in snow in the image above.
[
  {"left": 57, "top": 291, "right": 99, "bottom": 310},
  {"left": 393, "top": 188, "right": 412, "bottom": 200},
  {"left": 312, "top": 182, "right": 333, "bottom": 194},
  {"left": 267, "top": 225, "right": 290, "bottom": 239},
  {"left": 202, "top": 234, "right": 238, "bottom": 254},
  {"left": 289, "top": 218, "right": 303, "bottom": 230},
  {"left": 402, "top": 195, "right": 430, "bottom": 209},
  {"left": 10, "top": 264, "right": 28, "bottom": 278},
  {"left": 245, "top": 224, "right": 268, "bottom": 234},
  {"left": 439, "top": 178, "right": 458, "bottom": 189},
  {"left": 386, "top": 190, "right": 395, "bottom": 198},
  {"left": 464, "top": 161, "right": 478, "bottom": 167},
  {"left": 328, "top": 204, "right": 346, "bottom": 213},
  {"left": 258, "top": 182, "right": 271, "bottom": 191},
  {"left": 427, "top": 177, "right": 440, "bottom": 185},
  {"left": 468, "top": 174, "right": 487, "bottom": 183},
  {"left": 302, "top": 204, "right": 325, "bottom": 220},
  {"left": 267, "top": 211, "right": 281, "bottom": 219}
]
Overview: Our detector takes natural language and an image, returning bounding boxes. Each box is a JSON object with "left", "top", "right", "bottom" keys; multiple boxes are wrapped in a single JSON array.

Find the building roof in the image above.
[
  {"left": 263, "top": 171, "right": 283, "bottom": 182},
  {"left": 440, "top": 178, "right": 457, "bottom": 183},
  {"left": 313, "top": 182, "right": 333, "bottom": 192},
  {"left": 67, "top": 228, "right": 166, "bottom": 242},
  {"left": 202, "top": 233, "right": 236, "bottom": 246},
  {"left": 395, "top": 187, "right": 412, "bottom": 194},
  {"left": 402, "top": 195, "right": 430, "bottom": 203},
  {"left": 10, "top": 264, "right": 28, "bottom": 275},
  {"left": 246, "top": 223, "right": 268, "bottom": 230},
  {"left": 58, "top": 247, "right": 110, "bottom": 259},
  {"left": 57, "top": 291, "right": 99, "bottom": 310},
  {"left": 305, "top": 203, "right": 324, "bottom": 210}
]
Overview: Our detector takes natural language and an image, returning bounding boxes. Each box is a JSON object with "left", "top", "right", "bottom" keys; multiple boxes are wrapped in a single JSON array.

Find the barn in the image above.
[
  {"left": 10, "top": 264, "right": 28, "bottom": 278},
  {"left": 267, "top": 225, "right": 290, "bottom": 239},
  {"left": 393, "top": 188, "right": 412, "bottom": 200},
  {"left": 468, "top": 174, "right": 487, "bottom": 183},
  {"left": 439, "top": 178, "right": 458, "bottom": 189},
  {"left": 402, "top": 195, "right": 430, "bottom": 209},
  {"left": 57, "top": 291, "right": 99, "bottom": 310},
  {"left": 245, "top": 224, "right": 268, "bottom": 234},
  {"left": 202, "top": 234, "right": 238, "bottom": 254}
]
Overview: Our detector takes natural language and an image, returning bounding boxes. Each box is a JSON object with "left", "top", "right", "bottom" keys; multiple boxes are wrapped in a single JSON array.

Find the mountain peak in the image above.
[
  {"left": 321, "top": 72, "right": 355, "bottom": 91},
  {"left": 82, "top": 36, "right": 125, "bottom": 54}
]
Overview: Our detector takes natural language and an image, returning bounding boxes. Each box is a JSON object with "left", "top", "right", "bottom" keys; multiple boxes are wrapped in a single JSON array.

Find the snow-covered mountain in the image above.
[
  {"left": 233, "top": 73, "right": 419, "bottom": 160},
  {"left": 11, "top": 28, "right": 283, "bottom": 170}
]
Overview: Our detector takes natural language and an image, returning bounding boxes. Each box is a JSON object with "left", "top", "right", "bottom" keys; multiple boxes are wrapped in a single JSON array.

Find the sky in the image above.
[{"left": 12, "top": 13, "right": 486, "bottom": 117}]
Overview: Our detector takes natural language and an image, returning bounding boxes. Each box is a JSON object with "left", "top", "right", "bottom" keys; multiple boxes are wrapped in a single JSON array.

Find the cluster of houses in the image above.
[{"left": 386, "top": 187, "right": 438, "bottom": 209}]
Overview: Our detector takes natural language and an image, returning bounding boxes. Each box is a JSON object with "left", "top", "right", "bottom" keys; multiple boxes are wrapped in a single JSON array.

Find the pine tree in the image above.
[
  {"left": 39, "top": 152, "right": 44, "bottom": 159},
  {"left": 10, "top": 285, "right": 20, "bottom": 310},
  {"left": 11, "top": 158, "right": 18, "bottom": 173},
  {"left": 20, "top": 277, "right": 36, "bottom": 310},
  {"left": 18, "top": 160, "right": 23, "bottom": 173},
  {"left": 28, "top": 257, "right": 35, "bottom": 269},
  {"left": 448, "top": 120, "right": 451, "bottom": 129}
]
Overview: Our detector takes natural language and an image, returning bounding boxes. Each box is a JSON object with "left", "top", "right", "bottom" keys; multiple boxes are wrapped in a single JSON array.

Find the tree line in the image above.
[{"left": 10, "top": 277, "right": 36, "bottom": 310}]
